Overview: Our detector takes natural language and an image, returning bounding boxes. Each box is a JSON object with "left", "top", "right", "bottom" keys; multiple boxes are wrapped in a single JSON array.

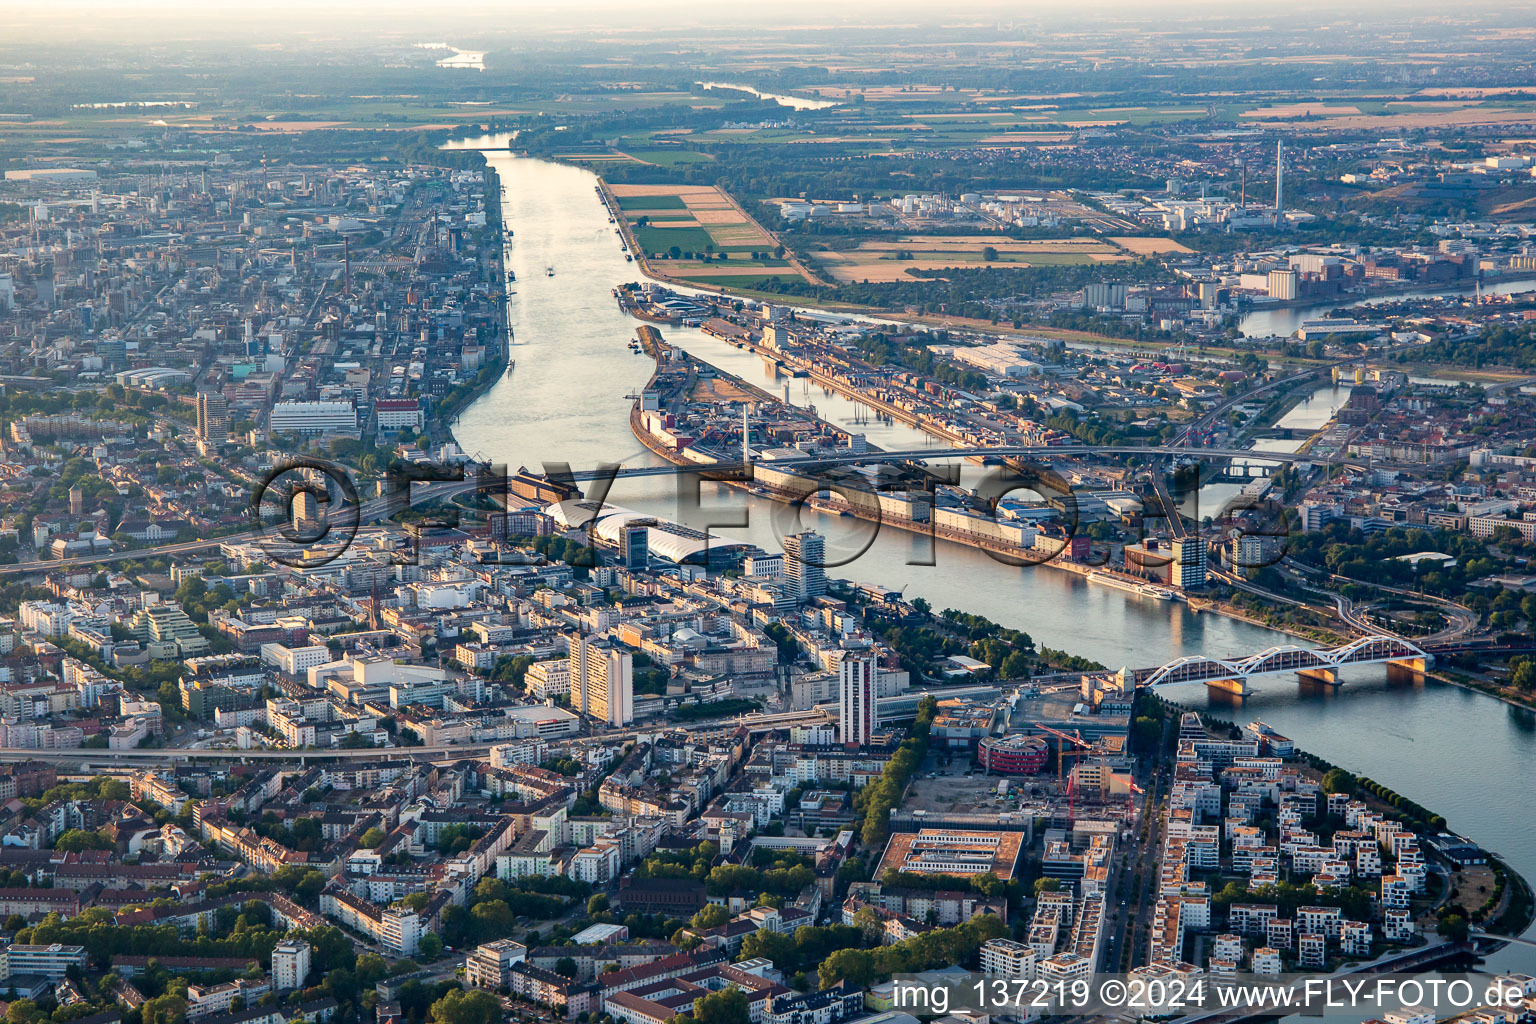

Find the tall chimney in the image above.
[{"left": 1274, "top": 140, "right": 1284, "bottom": 219}]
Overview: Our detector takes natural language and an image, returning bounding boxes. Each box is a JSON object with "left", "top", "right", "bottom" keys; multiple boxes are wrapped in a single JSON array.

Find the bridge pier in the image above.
[
  {"left": 1138, "top": 637, "right": 1431, "bottom": 700},
  {"left": 1387, "top": 656, "right": 1431, "bottom": 682}
]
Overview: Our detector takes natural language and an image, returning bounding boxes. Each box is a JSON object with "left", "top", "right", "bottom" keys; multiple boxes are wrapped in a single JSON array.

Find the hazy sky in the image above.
[{"left": 3, "top": 0, "right": 1526, "bottom": 45}]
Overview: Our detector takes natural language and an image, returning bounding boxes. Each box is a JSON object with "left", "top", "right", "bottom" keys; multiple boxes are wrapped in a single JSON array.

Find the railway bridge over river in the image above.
[{"left": 1126, "top": 634, "right": 1432, "bottom": 696}]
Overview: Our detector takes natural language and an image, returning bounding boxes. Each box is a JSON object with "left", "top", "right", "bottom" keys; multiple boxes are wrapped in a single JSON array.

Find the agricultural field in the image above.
[
  {"left": 1109, "top": 237, "right": 1195, "bottom": 255},
  {"left": 608, "top": 183, "right": 814, "bottom": 288},
  {"left": 808, "top": 235, "right": 1186, "bottom": 283},
  {"left": 623, "top": 148, "right": 716, "bottom": 166}
]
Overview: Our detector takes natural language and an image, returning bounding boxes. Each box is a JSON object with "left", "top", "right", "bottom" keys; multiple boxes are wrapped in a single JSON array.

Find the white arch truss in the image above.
[{"left": 1138, "top": 635, "right": 1428, "bottom": 689}]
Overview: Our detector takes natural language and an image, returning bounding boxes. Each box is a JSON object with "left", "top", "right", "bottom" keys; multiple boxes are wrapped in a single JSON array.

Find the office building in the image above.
[
  {"left": 293, "top": 489, "right": 320, "bottom": 533},
  {"left": 2, "top": 943, "right": 88, "bottom": 980},
  {"left": 876, "top": 828, "right": 1026, "bottom": 880},
  {"left": 838, "top": 653, "right": 878, "bottom": 746},
  {"left": 132, "top": 604, "right": 211, "bottom": 657},
  {"left": 1170, "top": 538, "right": 1207, "bottom": 590},
  {"left": 196, "top": 391, "right": 229, "bottom": 443},
  {"left": 271, "top": 939, "right": 311, "bottom": 991},
  {"left": 268, "top": 401, "right": 357, "bottom": 437},
  {"left": 374, "top": 398, "right": 423, "bottom": 433},
  {"left": 977, "top": 734, "right": 1050, "bottom": 774},
  {"left": 784, "top": 530, "right": 827, "bottom": 601},
  {"left": 620, "top": 522, "right": 650, "bottom": 571},
  {"left": 743, "top": 554, "right": 783, "bottom": 578},
  {"left": 569, "top": 635, "right": 633, "bottom": 727}
]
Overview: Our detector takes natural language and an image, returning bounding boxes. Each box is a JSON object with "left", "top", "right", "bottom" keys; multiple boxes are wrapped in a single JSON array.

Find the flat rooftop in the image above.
[{"left": 875, "top": 828, "right": 1025, "bottom": 881}]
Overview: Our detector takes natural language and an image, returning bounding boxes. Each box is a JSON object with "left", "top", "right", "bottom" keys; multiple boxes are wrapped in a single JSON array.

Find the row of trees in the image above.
[
  {"left": 1330, "top": 771, "right": 1448, "bottom": 831},
  {"left": 204, "top": 864, "right": 327, "bottom": 905},
  {"left": 817, "top": 914, "right": 1006, "bottom": 989},
  {"left": 856, "top": 695, "right": 937, "bottom": 847}
]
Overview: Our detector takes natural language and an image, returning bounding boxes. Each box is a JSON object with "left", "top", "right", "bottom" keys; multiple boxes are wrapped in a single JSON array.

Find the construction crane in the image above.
[
  {"left": 1032, "top": 724, "right": 1095, "bottom": 824},
  {"left": 1034, "top": 724, "right": 1094, "bottom": 778}
]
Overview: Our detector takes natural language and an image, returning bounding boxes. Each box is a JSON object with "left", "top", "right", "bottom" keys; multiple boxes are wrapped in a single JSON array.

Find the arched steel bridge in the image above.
[
  {"left": 1132, "top": 634, "right": 1432, "bottom": 696},
  {"left": 566, "top": 442, "right": 1385, "bottom": 481}
]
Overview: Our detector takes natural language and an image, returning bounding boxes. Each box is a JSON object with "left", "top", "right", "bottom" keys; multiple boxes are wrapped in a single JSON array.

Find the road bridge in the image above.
[
  {"left": 1132, "top": 634, "right": 1432, "bottom": 696},
  {"left": 563, "top": 441, "right": 1384, "bottom": 483},
  {"left": 1469, "top": 927, "right": 1536, "bottom": 952}
]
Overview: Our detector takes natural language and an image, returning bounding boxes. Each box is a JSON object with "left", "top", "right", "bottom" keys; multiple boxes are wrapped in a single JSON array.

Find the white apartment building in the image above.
[
  {"left": 569, "top": 635, "right": 633, "bottom": 727},
  {"left": 742, "top": 554, "right": 783, "bottom": 578},
  {"left": 1211, "top": 934, "right": 1243, "bottom": 962},
  {"left": 527, "top": 658, "right": 571, "bottom": 699},
  {"left": 1340, "top": 920, "right": 1372, "bottom": 957},
  {"left": 18, "top": 601, "right": 73, "bottom": 637},
  {"left": 188, "top": 978, "right": 270, "bottom": 1017},
  {"left": 1298, "top": 933, "right": 1326, "bottom": 969},
  {"left": 1383, "top": 909, "right": 1414, "bottom": 942},
  {"left": 320, "top": 889, "right": 422, "bottom": 957},
  {"left": 980, "top": 937, "right": 1038, "bottom": 978},
  {"left": 783, "top": 530, "right": 827, "bottom": 600},
  {"left": 1251, "top": 947, "right": 1282, "bottom": 975},
  {"left": 568, "top": 841, "right": 622, "bottom": 885},
  {"left": 271, "top": 939, "right": 312, "bottom": 991},
  {"left": 1039, "top": 952, "right": 1091, "bottom": 981},
  {"left": 1384, "top": 1008, "right": 1435, "bottom": 1024},
  {"left": 1381, "top": 874, "right": 1412, "bottom": 910},
  {"left": 466, "top": 939, "right": 527, "bottom": 990},
  {"left": 838, "top": 653, "right": 878, "bottom": 746}
]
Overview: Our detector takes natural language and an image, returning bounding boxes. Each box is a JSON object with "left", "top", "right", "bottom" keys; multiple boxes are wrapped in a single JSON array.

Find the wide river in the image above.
[
  {"left": 1238, "top": 277, "right": 1536, "bottom": 339},
  {"left": 449, "top": 143, "right": 1536, "bottom": 968}
]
